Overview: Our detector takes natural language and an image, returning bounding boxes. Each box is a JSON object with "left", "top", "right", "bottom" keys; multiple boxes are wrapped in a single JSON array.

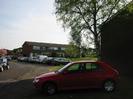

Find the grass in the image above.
[
  {"left": 48, "top": 65, "right": 64, "bottom": 72},
  {"left": 69, "top": 57, "right": 97, "bottom": 61}
]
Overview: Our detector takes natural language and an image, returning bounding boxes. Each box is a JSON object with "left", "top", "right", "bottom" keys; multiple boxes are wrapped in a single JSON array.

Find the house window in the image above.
[
  {"left": 61, "top": 47, "right": 65, "bottom": 51},
  {"left": 33, "top": 46, "right": 40, "bottom": 50},
  {"left": 48, "top": 47, "right": 58, "bottom": 50},
  {"left": 42, "top": 47, "right": 46, "bottom": 50}
]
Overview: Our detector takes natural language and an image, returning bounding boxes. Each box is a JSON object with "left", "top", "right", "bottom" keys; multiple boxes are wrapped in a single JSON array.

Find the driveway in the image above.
[{"left": 0, "top": 61, "right": 49, "bottom": 81}]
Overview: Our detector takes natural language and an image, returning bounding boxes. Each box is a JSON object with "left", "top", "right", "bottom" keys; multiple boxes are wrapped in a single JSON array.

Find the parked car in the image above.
[
  {"left": 52, "top": 57, "right": 71, "bottom": 65},
  {"left": 44, "top": 57, "right": 70, "bottom": 65},
  {"left": 28, "top": 57, "right": 38, "bottom": 63},
  {"left": 36, "top": 55, "right": 48, "bottom": 63},
  {"left": 17, "top": 57, "right": 28, "bottom": 62},
  {"left": 0, "top": 57, "right": 9, "bottom": 71},
  {"left": 28, "top": 55, "right": 48, "bottom": 63},
  {"left": 33, "top": 61, "right": 119, "bottom": 95},
  {"left": 42, "top": 57, "right": 54, "bottom": 64}
]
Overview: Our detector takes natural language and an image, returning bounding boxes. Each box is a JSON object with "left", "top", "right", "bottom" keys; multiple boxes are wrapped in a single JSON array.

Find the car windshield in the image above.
[{"left": 57, "top": 62, "right": 72, "bottom": 73}]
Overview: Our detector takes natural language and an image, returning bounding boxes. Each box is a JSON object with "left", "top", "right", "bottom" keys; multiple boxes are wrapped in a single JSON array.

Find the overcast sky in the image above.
[{"left": 0, "top": 0, "right": 69, "bottom": 50}]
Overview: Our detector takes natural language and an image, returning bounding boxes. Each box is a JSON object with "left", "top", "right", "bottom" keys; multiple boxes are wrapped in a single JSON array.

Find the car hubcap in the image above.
[
  {"left": 47, "top": 85, "right": 56, "bottom": 95},
  {"left": 104, "top": 81, "right": 114, "bottom": 92}
]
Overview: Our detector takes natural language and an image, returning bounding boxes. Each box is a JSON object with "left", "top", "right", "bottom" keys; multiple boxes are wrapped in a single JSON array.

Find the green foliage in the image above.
[
  {"left": 126, "top": 1, "right": 133, "bottom": 13},
  {"left": 65, "top": 42, "right": 80, "bottom": 57},
  {"left": 65, "top": 41, "right": 96, "bottom": 58},
  {"left": 55, "top": 0, "right": 130, "bottom": 57}
]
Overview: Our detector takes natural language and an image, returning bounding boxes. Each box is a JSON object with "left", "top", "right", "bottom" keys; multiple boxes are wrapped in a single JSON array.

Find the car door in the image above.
[
  {"left": 81, "top": 62, "right": 105, "bottom": 88},
  {"left": 58, "top": 63, "right": 85, "bottom": 90}
]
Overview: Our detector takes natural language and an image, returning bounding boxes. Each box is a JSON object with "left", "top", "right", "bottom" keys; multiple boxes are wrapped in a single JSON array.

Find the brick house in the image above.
[
  {"left": 22, "top": 41, "right": 68, "bottom": 57},
  {"left": 100, "top": 2, "right": 133, "bottom": 75},
  {"left": 0, "top": 49, "right": 7, "bottom": 56}
]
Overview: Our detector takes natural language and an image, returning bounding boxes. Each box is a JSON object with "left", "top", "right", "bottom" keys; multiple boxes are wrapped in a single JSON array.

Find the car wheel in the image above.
[
  {"left": 43, "top": 83, "right": 57, "bottom": 95},
  {"left": 0, "top": 67, "right": 4, "bottom": 72},
  {"left": 103, "top": 80, "right": 115, "bottom": 92}
]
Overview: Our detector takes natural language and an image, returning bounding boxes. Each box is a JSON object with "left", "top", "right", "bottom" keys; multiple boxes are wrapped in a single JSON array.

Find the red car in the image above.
[{"left": 33, "top": 61, "right": 119, "bottom": 95}]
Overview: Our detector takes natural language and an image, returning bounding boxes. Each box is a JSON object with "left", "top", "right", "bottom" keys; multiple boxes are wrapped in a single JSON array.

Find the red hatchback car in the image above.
[{"left": 33, "top": 61, "right": 119, "bottom": 95}]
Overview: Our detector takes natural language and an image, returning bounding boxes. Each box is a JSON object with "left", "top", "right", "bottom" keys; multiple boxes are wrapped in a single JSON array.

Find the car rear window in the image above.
[{"left": 85, "top": 63, "right": 102, "bottom": 72}]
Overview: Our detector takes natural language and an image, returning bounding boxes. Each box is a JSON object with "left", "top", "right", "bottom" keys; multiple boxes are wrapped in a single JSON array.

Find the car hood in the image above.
[{"left": 36, "top": 72, "right": 57, "bottom": 78}]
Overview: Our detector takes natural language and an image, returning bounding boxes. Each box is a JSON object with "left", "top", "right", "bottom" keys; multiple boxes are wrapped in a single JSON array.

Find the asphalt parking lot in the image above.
[{"left": 0, "top": 61, "right": 133, "bottom": 99}]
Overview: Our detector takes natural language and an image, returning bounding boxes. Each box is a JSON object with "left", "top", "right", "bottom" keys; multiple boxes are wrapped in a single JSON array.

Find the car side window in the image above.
[
  {"left": 67, "top": 63, "right": 80, "bottom": 72},
  {"left": 66, "top": 63, "right": 85, "bottom": 73},
  {"left": 85, "top": 63, "right": 101, "bottom": 72},
  {"left": 86, "top": 63, "right": 92, "bottom": 71}
]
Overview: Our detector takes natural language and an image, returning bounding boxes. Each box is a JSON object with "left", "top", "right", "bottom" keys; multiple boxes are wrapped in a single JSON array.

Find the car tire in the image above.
[
  {"left": 0, "top": 67, "right": 4, "bottom": 72},
  {"left": 42, "top": 83, "right": 57, "bottom": 95},
  {"left": 103, "top": 80, "right": 115, "bottom": 92}
]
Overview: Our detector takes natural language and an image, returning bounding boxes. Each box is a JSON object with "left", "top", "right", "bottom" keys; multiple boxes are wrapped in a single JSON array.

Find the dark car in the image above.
[
  {"left": 52, "top": 58, "right": 71, "bottom": 65},
  {"left": 43, "top": 57, "right": 54, "bottom": 64},
  {"left": 5, "top": 56, "right": 12, "bottom": 61},
  {"left": 33, "top": 61, "right": 119, "bottom": 95},
  {"left": 44, "top": 57, "right": 70, "bottom": 65}
]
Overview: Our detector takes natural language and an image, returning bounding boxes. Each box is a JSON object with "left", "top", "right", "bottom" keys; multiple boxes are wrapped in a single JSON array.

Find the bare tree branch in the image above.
[{"left": 75, "top": 6, "right": 95, "bottom": 34}]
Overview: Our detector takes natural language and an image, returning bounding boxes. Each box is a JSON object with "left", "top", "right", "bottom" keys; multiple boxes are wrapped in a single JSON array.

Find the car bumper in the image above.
[{"left": 33, "top": 78, "right": 42, "bottom": 89}]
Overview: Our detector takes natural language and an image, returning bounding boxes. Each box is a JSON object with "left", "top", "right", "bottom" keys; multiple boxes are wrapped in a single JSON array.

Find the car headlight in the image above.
[{"left": 33, "top": 78, "right": 40, "bottom": 83}]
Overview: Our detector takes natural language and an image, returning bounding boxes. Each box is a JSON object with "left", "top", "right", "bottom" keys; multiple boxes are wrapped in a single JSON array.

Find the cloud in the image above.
[
  {"left": 0, "top": 0, "right": 69, "bottom": 50},
  {"left": 0, "top": 15, "right": 69, "bottom": 49},
  {"left": 16, "top": 14, "right": 68, "bottom": 41}
]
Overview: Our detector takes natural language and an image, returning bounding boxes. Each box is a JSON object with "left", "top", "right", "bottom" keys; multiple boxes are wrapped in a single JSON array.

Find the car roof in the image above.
[{"left": 71, "top": 60, "right": 97, "bottom": 64}]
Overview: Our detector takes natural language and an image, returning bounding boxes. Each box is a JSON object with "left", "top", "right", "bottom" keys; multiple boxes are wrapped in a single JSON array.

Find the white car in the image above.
[
  {"left": 36, "top": 55, "right": 48, "bottom": 63},
  {"left": 28, "top": 55, "right": 48, "bottom": 63}
]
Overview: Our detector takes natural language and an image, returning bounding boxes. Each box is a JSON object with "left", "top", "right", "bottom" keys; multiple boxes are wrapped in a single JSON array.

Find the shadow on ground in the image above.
[{"left": 0, "top": 77, "right": 133, "bottom": 99}]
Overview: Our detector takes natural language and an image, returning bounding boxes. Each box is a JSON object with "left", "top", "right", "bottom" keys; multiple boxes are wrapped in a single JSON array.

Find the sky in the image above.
[{"left": 0, "top": 0, "right": 69, "bottom": 50}]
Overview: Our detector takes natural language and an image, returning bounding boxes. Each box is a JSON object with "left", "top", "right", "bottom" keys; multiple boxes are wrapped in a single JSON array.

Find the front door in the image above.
[
  {"left": 81, "top": 62, "right": 104, "bottom": 88},
  {"left": 59, "top": 63, "right": 85, "bottom": 90}
]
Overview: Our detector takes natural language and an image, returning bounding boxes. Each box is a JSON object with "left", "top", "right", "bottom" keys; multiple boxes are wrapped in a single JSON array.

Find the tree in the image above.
[
  {"left": 70, "top": 29, "right": 82, "bottom": 57},
  {"left": 65, "top": 42, "right": 80, "bottom": 57},
  {"left": 55, "top": 0, "right": 130, "bottom": 58}
]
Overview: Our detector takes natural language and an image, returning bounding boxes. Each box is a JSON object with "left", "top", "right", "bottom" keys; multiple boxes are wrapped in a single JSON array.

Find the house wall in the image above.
[
  {"left": 0, "top": 49, "right": 7, "bottom": 56},
  {"left": 22, "top": 42, "right": 67, "bottom": 57},
  {"left": 101, "top": 13, "right": 133, "bottom": 75},
  {"left": 22, "top": 43, "right": 32, "bottom": 56}
]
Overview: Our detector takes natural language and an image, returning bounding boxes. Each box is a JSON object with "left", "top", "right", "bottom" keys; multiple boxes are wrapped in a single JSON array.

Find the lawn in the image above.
[
  {"left": 48, "top": 65, "right": 64, "bottom": 72},
  {"left": 69, "top": 57, "right": 97, "bottom": 61}
]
